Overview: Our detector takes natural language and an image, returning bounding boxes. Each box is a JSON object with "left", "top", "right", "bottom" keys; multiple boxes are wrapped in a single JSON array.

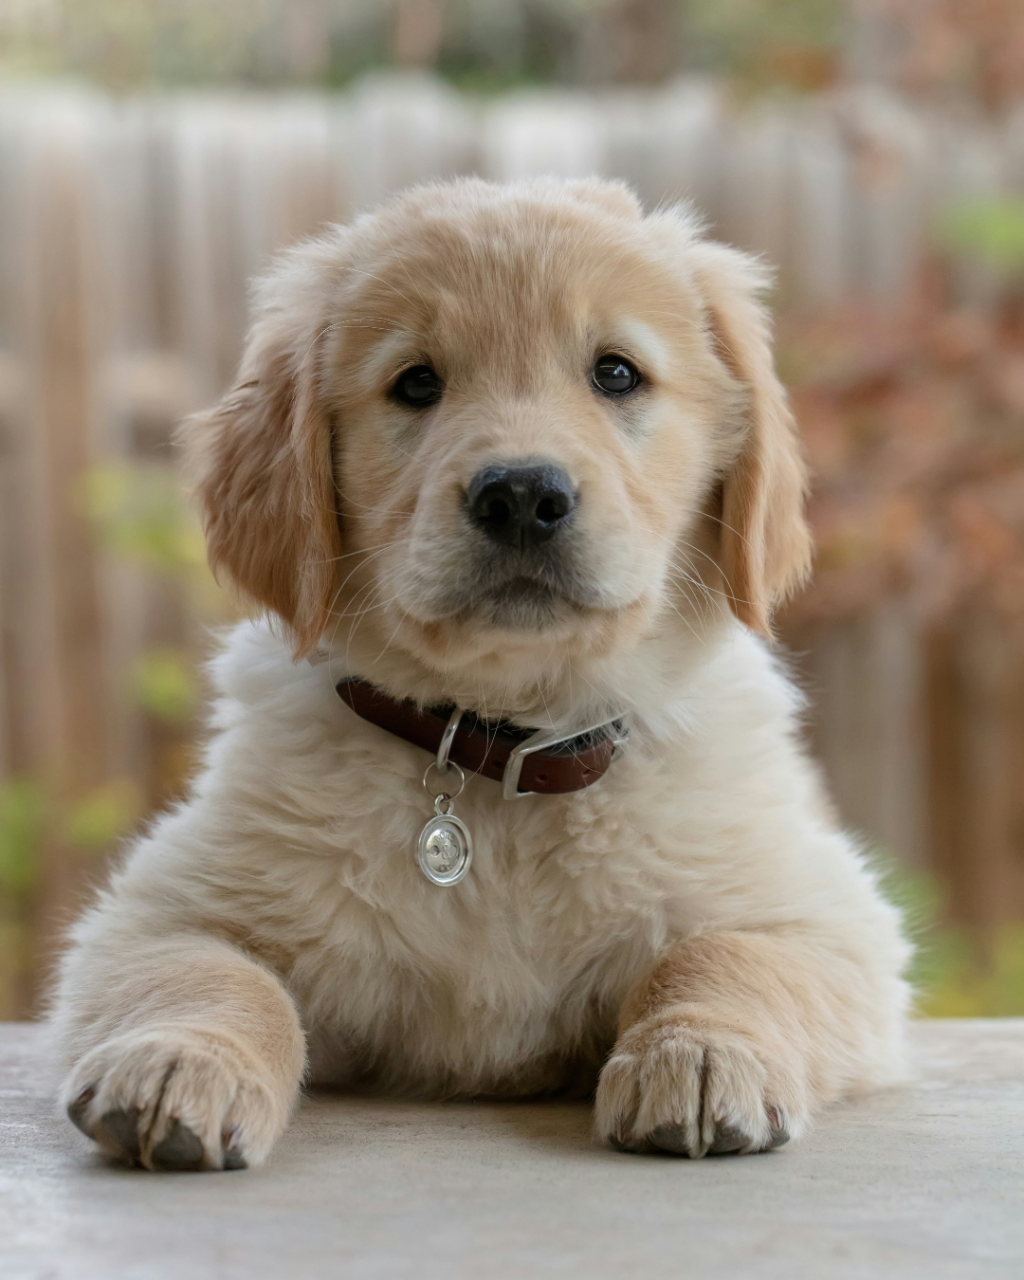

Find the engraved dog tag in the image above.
[{"left": 416, "top": 809, "right": 473, "bottom": 886}]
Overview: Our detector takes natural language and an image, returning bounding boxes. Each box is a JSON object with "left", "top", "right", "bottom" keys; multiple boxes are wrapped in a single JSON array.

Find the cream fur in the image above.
[{"left": 51, "top": 178, "right": 910, "bottom": 1171}]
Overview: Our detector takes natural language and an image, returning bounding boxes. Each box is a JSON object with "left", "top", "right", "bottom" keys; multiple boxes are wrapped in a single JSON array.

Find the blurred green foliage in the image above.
[
  {"left": 0, "top": 457, "right": 205, "bottom": 1009},
  {"left": 0, "top": 0, "right": 846, "bottom": 92},
  {"left": 76, "top": 461, "right": 206, "bottom": 578},
  {"left": 936, "top": 197, "right": 1024, "bottom": 273},
  {"left": 875, "top": 853, "right": 1024, "bottom": 1018},
  {"left": 0, "top": 779, "right": 44, "bottom": 904},
  {"left": 78, "top": 458, "right": 227, "bottom": 797},
  {"left": 63, "top": 780, "right": 144, "bottom": 852},
  {"left": 0, "top": 781, "right": 43, "bottom": 1014},
  {"left": 918, "top": 925, "right": 1024, "bottom": 1018},
  {"left": 0, "top": 0, "right": 298, "bottom": 87},
  {"left": 685, "top": 0, "right": 840, "bottom": 92},
  {"left": 3, "top": 0, "right": 1020, "bottom": 110},
  {"left": 79, "top": 457, "right": 229, "bottom": 738},
  {"left": 130, "top": 649, "right": 198, "bottom": 726},
  {"left": 0, "top": 776, "right": 144, "bottom": 1012},
  {"left": 78, "top": 460, "right": 229, "bottom": 624},
  {"left": 1, "top": 775, "right": 143, "bottom": 869}
]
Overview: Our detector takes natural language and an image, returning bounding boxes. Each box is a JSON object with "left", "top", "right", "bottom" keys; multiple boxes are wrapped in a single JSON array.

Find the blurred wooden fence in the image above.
[{"left": 2, "top": 75, "right": 1024, "bottom": 1012}]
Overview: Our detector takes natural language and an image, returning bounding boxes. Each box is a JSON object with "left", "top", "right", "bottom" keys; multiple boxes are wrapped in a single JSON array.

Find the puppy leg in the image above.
[
  {"left": 56, "top": 934, "right": 305, "bottom": 1172},
  {"left": 595, "top": 929, "right": 904, "bottom": 1157}
]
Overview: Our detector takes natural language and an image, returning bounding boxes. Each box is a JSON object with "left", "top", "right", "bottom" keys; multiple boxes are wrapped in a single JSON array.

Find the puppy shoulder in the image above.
[
  {"left": 632, "top": 621, "right": 804, "bottom": 750},
  {"left": 699, "top": 624, "right": 806, "bottom": 728},
  {"left": 205, "top": 619, "right": 343, "bottom": 732}
]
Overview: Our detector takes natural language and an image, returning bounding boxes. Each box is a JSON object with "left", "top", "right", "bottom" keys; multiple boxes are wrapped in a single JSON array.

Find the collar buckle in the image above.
[{"left": 501, "top": 713, "right": 630, "bottom": 800}]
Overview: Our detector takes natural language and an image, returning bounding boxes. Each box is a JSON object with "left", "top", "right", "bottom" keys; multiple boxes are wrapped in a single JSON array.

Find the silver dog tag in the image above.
[
  {"left": 418, "top": 731, "right": 473, "bottom": 887},
  {"left": 416, "top": 804, "right": 473, "bottom": 887}
]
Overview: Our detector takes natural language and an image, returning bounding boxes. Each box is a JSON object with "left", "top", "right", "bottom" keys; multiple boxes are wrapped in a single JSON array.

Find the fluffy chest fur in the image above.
[{"left": 110, "top": 619, "right": 867, "bottom": 1099}]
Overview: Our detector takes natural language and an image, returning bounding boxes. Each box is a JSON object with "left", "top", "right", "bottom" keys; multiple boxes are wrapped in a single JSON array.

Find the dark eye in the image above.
[
  {"left": 392, "top": 365, "right": 443, "bottom": 408},
  {"left": 592, "top": 354, "right": 641, "bottom": 396}
]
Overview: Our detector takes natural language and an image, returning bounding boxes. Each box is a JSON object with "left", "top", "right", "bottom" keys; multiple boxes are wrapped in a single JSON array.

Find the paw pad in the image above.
[
  {"left": 150, "top": 1119, "right": 207, "bottom": 1171},
  {"left": 98, "top": 1107, "right": 143, "bottom": 1159}
]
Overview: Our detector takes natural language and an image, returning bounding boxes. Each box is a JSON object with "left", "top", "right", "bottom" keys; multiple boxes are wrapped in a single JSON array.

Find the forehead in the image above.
[{"left": 335, "top": 197, "right": 701, "bottom": 373}]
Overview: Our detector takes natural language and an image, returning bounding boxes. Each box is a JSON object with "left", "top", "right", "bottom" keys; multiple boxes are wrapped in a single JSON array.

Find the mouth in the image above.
[
  {"left": 424, "top": 563, "right": 598, "bottom": 632},
  {"left": 386, "top": 550, "right": 653, "bottom": 663},
  {"left": 392, "top": 529, "right": 639, "bottom": 637},
  {"left": 477, "top": 576, "right": 568, "bottom": 628}
]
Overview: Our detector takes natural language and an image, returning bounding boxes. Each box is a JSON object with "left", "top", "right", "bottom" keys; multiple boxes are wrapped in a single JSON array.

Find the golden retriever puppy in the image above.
[{"left": 52, "top": 177, "right": 909, "bottom": 1171}]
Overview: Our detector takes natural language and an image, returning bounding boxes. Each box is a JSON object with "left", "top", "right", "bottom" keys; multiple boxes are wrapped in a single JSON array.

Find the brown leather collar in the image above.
[{"left": 336, "top": 677, "right": 628, "bottom": 797}]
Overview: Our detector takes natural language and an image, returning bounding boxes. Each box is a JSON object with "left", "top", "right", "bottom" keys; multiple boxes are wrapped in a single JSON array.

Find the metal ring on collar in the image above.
[
  {"left": 436, "top": 707, "right": 464, "bottom": 773},
  {"left": 423, "top": 759, "right": 466, "bottom": 802}
]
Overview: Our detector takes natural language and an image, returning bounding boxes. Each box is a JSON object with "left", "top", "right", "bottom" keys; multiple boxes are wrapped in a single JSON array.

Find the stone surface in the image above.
[{"left": 1, "top": 1020, "right": 1022, "bottom": 1279}]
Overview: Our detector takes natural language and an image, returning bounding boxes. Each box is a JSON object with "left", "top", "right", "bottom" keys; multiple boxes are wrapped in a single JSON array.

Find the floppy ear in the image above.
[
  {"left": 693, "top": 242, "right": 812, "bottom": 636},
  {"left": 180, "top": 249, "right": 342, "bottom": 659}
]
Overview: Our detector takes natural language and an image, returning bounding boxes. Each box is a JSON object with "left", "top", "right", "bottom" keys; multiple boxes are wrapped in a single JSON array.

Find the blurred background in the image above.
[{"left": 1, "top": 0, "right": 1023, "bottom": 1019}]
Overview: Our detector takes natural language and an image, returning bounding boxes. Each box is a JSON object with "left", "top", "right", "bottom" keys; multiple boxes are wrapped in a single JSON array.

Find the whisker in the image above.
[
  {"left": 700, "top": 511, "right": 755, "bottom": 554},
  {"left": 672, "top": 536, "right": 752, "bottom": 608},
  {"left": 310, "top": 540, "right": 400, "bottom": 567}
]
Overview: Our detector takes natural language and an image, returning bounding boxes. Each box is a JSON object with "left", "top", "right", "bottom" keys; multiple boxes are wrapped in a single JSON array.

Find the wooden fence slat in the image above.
[{"left": 16, "top": 103, "right": 111, "bottom": 997}]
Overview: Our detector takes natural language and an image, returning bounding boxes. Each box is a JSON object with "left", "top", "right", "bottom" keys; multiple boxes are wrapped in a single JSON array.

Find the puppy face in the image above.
[{"left": 185, "top": 179, "right": 810, "bottom": 701}]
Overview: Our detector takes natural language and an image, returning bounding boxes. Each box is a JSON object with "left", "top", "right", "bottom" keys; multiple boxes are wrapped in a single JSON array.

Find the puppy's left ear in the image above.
[
  {"left": 180, "top": 242, "right": 343, "bottom": 659},
  {"left": 694, "top": 242, "right": 812, "bottom": 636}
]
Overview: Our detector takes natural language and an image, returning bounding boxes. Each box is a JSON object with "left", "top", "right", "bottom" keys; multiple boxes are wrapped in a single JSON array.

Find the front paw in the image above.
[
  {"left": 62, "top": 1026, "right": 287, "bottom": 1171},
  {"left": 595, "top": 1013, "right": 805, "bottom": 1158}
]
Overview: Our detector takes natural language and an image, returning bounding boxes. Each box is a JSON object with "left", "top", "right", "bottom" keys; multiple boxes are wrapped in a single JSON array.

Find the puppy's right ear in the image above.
[{"left": 180, "top": 240, "right": 344, "bottom": 659}]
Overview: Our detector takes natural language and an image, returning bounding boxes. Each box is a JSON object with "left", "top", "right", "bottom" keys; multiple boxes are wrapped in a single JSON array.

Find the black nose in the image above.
[{"left": 467, "top": 463, "right": 576, "bottom": 550}]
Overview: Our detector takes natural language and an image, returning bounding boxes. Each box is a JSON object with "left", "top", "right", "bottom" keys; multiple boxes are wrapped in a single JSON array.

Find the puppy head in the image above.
[{"left": 183, "top": 178, "right": 810, "bottom": 701}]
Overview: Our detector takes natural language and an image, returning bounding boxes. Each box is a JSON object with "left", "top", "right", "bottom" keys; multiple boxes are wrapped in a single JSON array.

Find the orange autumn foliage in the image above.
[{"left": 779, "top": 286, "right": 1024, "bottom": 635}]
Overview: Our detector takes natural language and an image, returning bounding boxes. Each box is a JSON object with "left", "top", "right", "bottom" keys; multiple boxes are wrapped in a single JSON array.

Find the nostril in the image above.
[
  {"left": 482, "top": 495, "right": 512, "bottom": 528},
  {"left": 536, "top": 493, "right": 570, "bottom": 525}
]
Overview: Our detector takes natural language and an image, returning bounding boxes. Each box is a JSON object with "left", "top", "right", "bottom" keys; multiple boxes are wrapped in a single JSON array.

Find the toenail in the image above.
[{"left": 67, "top": 1086, "right": 97, "bottom": 1134}]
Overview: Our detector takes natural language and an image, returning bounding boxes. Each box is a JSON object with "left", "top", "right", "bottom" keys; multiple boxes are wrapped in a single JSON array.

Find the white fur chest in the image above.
[
  {"left": 180, "top": 620, "right": 813, "bottom": 1093},
  {"left": 223, "top": 722, "right": 684, "bottom": 1087}
]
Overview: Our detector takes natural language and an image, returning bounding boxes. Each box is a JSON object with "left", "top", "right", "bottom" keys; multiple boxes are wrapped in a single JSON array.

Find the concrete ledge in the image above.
[{"left": 1, "top": 1020, "right": 1022, "bottom": 1278}]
